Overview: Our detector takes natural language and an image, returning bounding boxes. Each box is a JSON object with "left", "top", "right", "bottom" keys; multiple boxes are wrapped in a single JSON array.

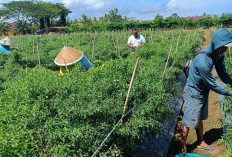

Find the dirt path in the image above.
[{"left": 168, "top": 29, "right": 227, "bottom": 156}]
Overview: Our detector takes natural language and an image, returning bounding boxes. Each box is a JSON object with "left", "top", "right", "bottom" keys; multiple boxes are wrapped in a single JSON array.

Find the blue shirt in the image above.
[
  {"left": 80, "top": 56, "right": 93, "bottom": 72},
  {"left": 0, "top": 45, "right": 11, "bottom": 52},
  {"left": 186, "top": 28, "right": 232, "bottom": 98}
]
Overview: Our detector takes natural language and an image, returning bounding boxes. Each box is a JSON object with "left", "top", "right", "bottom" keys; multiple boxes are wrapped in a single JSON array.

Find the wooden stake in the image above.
[
  {"left": 90, "top": 35, "right": 95, "bottom": 61},
  {"left": 61, "top": 35, "right": 65, "bottom": 47},
  {"left": 65, "top": 34, "right": 68, "bottom": 46},
  {"left": 121, "top": 57, "right": 140, "bottom": 124},
  {"left": 175, "top": 34, "right": 181, "bottom": 54},
  {"left": 37, "top": 43, "right": 41, "bottom": 69},
  {"left": 150, "top": 34, "right": 153, "bottom": 43},
  {"left": 33, "top": 39, "right": 35, "bottom": 55},
  {"left": 64, "top": 59, "right": 69, "bottom": 71},
  {"left": 229, "top": 47, "right": 231, "bottom": 58},
  {"left": 72, "top": 33, "right": 75, "bottom": 45},
  {"left": 186, "top": 33, "right": 191, "bottom": 45},
  {"left": 116, "top": 37, "right": 120, "bottom": 55},
  {"left": 162, "top": 39, "right": 173, "bottom": 79}
]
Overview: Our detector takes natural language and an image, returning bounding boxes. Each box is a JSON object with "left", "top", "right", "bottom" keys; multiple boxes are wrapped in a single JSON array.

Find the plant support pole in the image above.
[
  {"left": 162, "top": 40, "right": 173, "bottom": 79},
  {"left": 90, "top": 35, "right": 95, "bottom": 61},
  {"left": 229, "top": 47, "right": 231, "bottom": 58},
  {"left": 37, "top": 43, "right": 41, "bottom": 69},
  {"left": 121, "top": 57, "right": 140, "bottom": 123},
  {"left": 33, "top": 38, "right": 35, "bottom": 55}
]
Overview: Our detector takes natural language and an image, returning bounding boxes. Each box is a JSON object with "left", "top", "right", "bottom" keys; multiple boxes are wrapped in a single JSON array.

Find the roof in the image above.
[
  {"left": 45, "top": 27, "right": 68, "bottom": 30},
  {"left": 4, "top": 23, "right": 17, "bottom": 30},
  {"left": 184, "top": 16, "right": 203, "bottom": 21},
  {"left": 184, "top": 15, "right": 215, "bottom": 21}
]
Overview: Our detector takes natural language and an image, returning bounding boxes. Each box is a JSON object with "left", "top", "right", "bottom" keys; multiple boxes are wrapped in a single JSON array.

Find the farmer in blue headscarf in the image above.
[{"left": 181, "top": 28, "right": 232, "bottom": 154}]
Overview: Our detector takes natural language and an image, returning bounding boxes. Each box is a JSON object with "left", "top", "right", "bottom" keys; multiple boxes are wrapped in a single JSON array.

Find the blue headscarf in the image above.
[{"left": 202, "top": 28, "right": 232, "bottom": 55}]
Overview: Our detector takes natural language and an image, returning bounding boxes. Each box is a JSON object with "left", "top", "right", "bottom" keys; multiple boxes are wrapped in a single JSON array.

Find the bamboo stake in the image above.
[
  {"left": 72, "top": 33, "right": 75, "bottom": 45},
  {"left": 65, "top": 34, "right": 68, "bottom": 46},
  {"left": 116, "top": 37, "right": 120, "bottom": 56},
  {"left": 107, "top": 31, "right": 110, "bottom": 42},
  {"left": 112, "top": 36, "right": 116, "bottom": 49},
  {"left": 61, "top": 34, "right": 65, "bottom": 47},
  {"left": 161, "top": 31, "right": 164, "bottom": 43},
  {"left": 186, "top": 33, "right": 191, "bottom": 45},
  {"left": 167, "top": 34, "right": 181, "bottom": 74},
  {"left": 90, "top": 35, "right": 95, "bottom": 61},
  {"left": 33, "top": 38, "right": 35, "bottom": 55},
  {"left": 149, "top": 33, "right": 153, "bottom": 43},
  {"left": 37, "top": 43, "right": 41, "bottom": 69},
  {"left": 174, "top": 34, "right": 181, "bottom": 55},
  {"left": 229, "top": 47, "right": 231, "bottom": 58},
  {"left": 183, "top": 34, "right": 187, "bottom": 46},
  {"left": 39, "top": 34, "right": 42, "bottom": 43},
  {"left": 162, "top": 39, "right": 173, "bottom": 79},
  {"left": 121, "top": 57, "right": 140, "bottom": 124},
  {"left": 64, "top": 59, "right": 69, "bottom": 71}
]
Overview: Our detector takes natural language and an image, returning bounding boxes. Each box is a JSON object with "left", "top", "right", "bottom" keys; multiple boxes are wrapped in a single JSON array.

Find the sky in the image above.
[{"left": 1, "top": 0, "right": 232, "bottom": 21}]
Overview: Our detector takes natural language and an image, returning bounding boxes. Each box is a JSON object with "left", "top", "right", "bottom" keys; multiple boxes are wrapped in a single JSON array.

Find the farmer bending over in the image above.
[
  {"left": 181, "top": 28, "right": 232, "bottom": 154},
  {"left": 54, "top": 46, "right": 93, "bottom": 76},
  {"left": 127, "top": 28, "right": 145, "bottom": 54},
  {"left": 0, "top": 37, "right": 15, "bottom": 52}
]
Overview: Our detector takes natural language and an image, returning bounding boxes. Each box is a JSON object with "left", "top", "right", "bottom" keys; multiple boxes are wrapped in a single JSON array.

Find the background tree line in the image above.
[
  {"left": 68, "top": 11, "right": 232, "bottom": 32},
  {"left": 1, "top": 0, "right": 232, "bottom": 35}
]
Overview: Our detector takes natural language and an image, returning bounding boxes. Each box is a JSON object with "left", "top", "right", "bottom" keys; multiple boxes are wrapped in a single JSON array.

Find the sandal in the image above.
[{"left": 198, "top": 145, "right": 219, "bottom": 155}]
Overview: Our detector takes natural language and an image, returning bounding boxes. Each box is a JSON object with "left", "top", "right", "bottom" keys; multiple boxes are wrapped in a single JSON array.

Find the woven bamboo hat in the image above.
[
  {"left": 0, "top": 37, "right": 15, "bottom": 46},
  {"left": 54, "top": 46, "right": 84, "bottom": 66}
]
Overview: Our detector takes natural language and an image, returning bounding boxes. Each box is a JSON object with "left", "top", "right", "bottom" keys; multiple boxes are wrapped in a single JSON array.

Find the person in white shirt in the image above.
[{"left": 127, "top": 28, "right": 146, "bottom": 52}]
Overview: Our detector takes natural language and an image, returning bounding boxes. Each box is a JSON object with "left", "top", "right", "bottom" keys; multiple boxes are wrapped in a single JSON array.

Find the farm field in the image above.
[
  {"left": 0, "top": 29, "right": 213, "bottom": 156},
  {"left": 1, "top": 0, "right": 232, "bottom": 156}
]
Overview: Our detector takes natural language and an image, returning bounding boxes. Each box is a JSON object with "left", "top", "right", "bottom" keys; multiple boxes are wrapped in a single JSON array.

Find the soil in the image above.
[{"left": 168, "top": 29, "right": 227, "bottom": 156}]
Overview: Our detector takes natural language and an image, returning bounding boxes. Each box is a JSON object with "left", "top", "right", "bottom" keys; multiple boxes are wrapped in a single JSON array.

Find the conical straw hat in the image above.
[
  {"left": 54, "top": 46, "right": 84, "bottom": 66},
  {"left": 0, "top": 37, "right": 15, "bottom": 46}
]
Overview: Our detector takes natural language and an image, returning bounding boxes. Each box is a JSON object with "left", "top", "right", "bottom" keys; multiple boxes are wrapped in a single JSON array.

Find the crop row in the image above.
[{"left": 0, "top": 30, "right": 203, "bottom": 156}]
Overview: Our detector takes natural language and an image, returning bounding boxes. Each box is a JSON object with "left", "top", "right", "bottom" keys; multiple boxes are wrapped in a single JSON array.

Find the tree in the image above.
[
  {"left": 152, "top": 14, "right": 164, "bottom": 28},
  {"left": 219, "top": 13, "right": 232, "bottom": 27},
  {"left": 171, "top": 13, "right": 179, "bottom": 19},
  {"left": 1, "top": 1, "right": 35, "bottom": 23},
  {"left": 79, "top": 14, "right": 92, "bottom": 26},
  {"left": 198, "top": 16, "right": 214, "bottom": 28},
  {"left": 1, "top": 1, "right": 71, "bottom": 30},
  {"left": 55, "top": 3, "right": 72, "bottom": 26},
  {"left": 0, "top": 8, "right": 10, "bottom": 22},
  {"left": 13, "top": 20, "right": 31, "bottom": 35},
  {"left": 101, "top": 8, "right": 123, "bottom": 23}
]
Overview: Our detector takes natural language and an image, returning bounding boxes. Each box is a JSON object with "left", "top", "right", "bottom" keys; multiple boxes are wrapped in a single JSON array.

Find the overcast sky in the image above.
[{"left": 1, "top": 0, "right": 232, "bottom": 20}]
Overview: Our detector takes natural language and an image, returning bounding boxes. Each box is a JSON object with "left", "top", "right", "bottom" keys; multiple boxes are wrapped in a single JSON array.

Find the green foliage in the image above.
[
  {"left": 220, "top": 55, "right": 232, "bottom": 154},
  {"left": 106, "top": 22, "right": 124, "bottom": 31},
  {"left": 0, "top": 29, "right": 203, "bottom": 156},
  {"left": 0, "top": 22, "right": 9, "bottom": 35},
  {"left": 13, "top": 20, "right": 32, "bottom": 35},
  {"left": 219, "top": 13, "right": 232, "bottom": 28},
  {"left": 67, "top": 12, "right": 230, "bottom": 32},
  {"left": 197, "top": 16, "right": 215, "bottom": 29},
  {"left": 1, "top": 0, "right": 71, "bottom": 32}
]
